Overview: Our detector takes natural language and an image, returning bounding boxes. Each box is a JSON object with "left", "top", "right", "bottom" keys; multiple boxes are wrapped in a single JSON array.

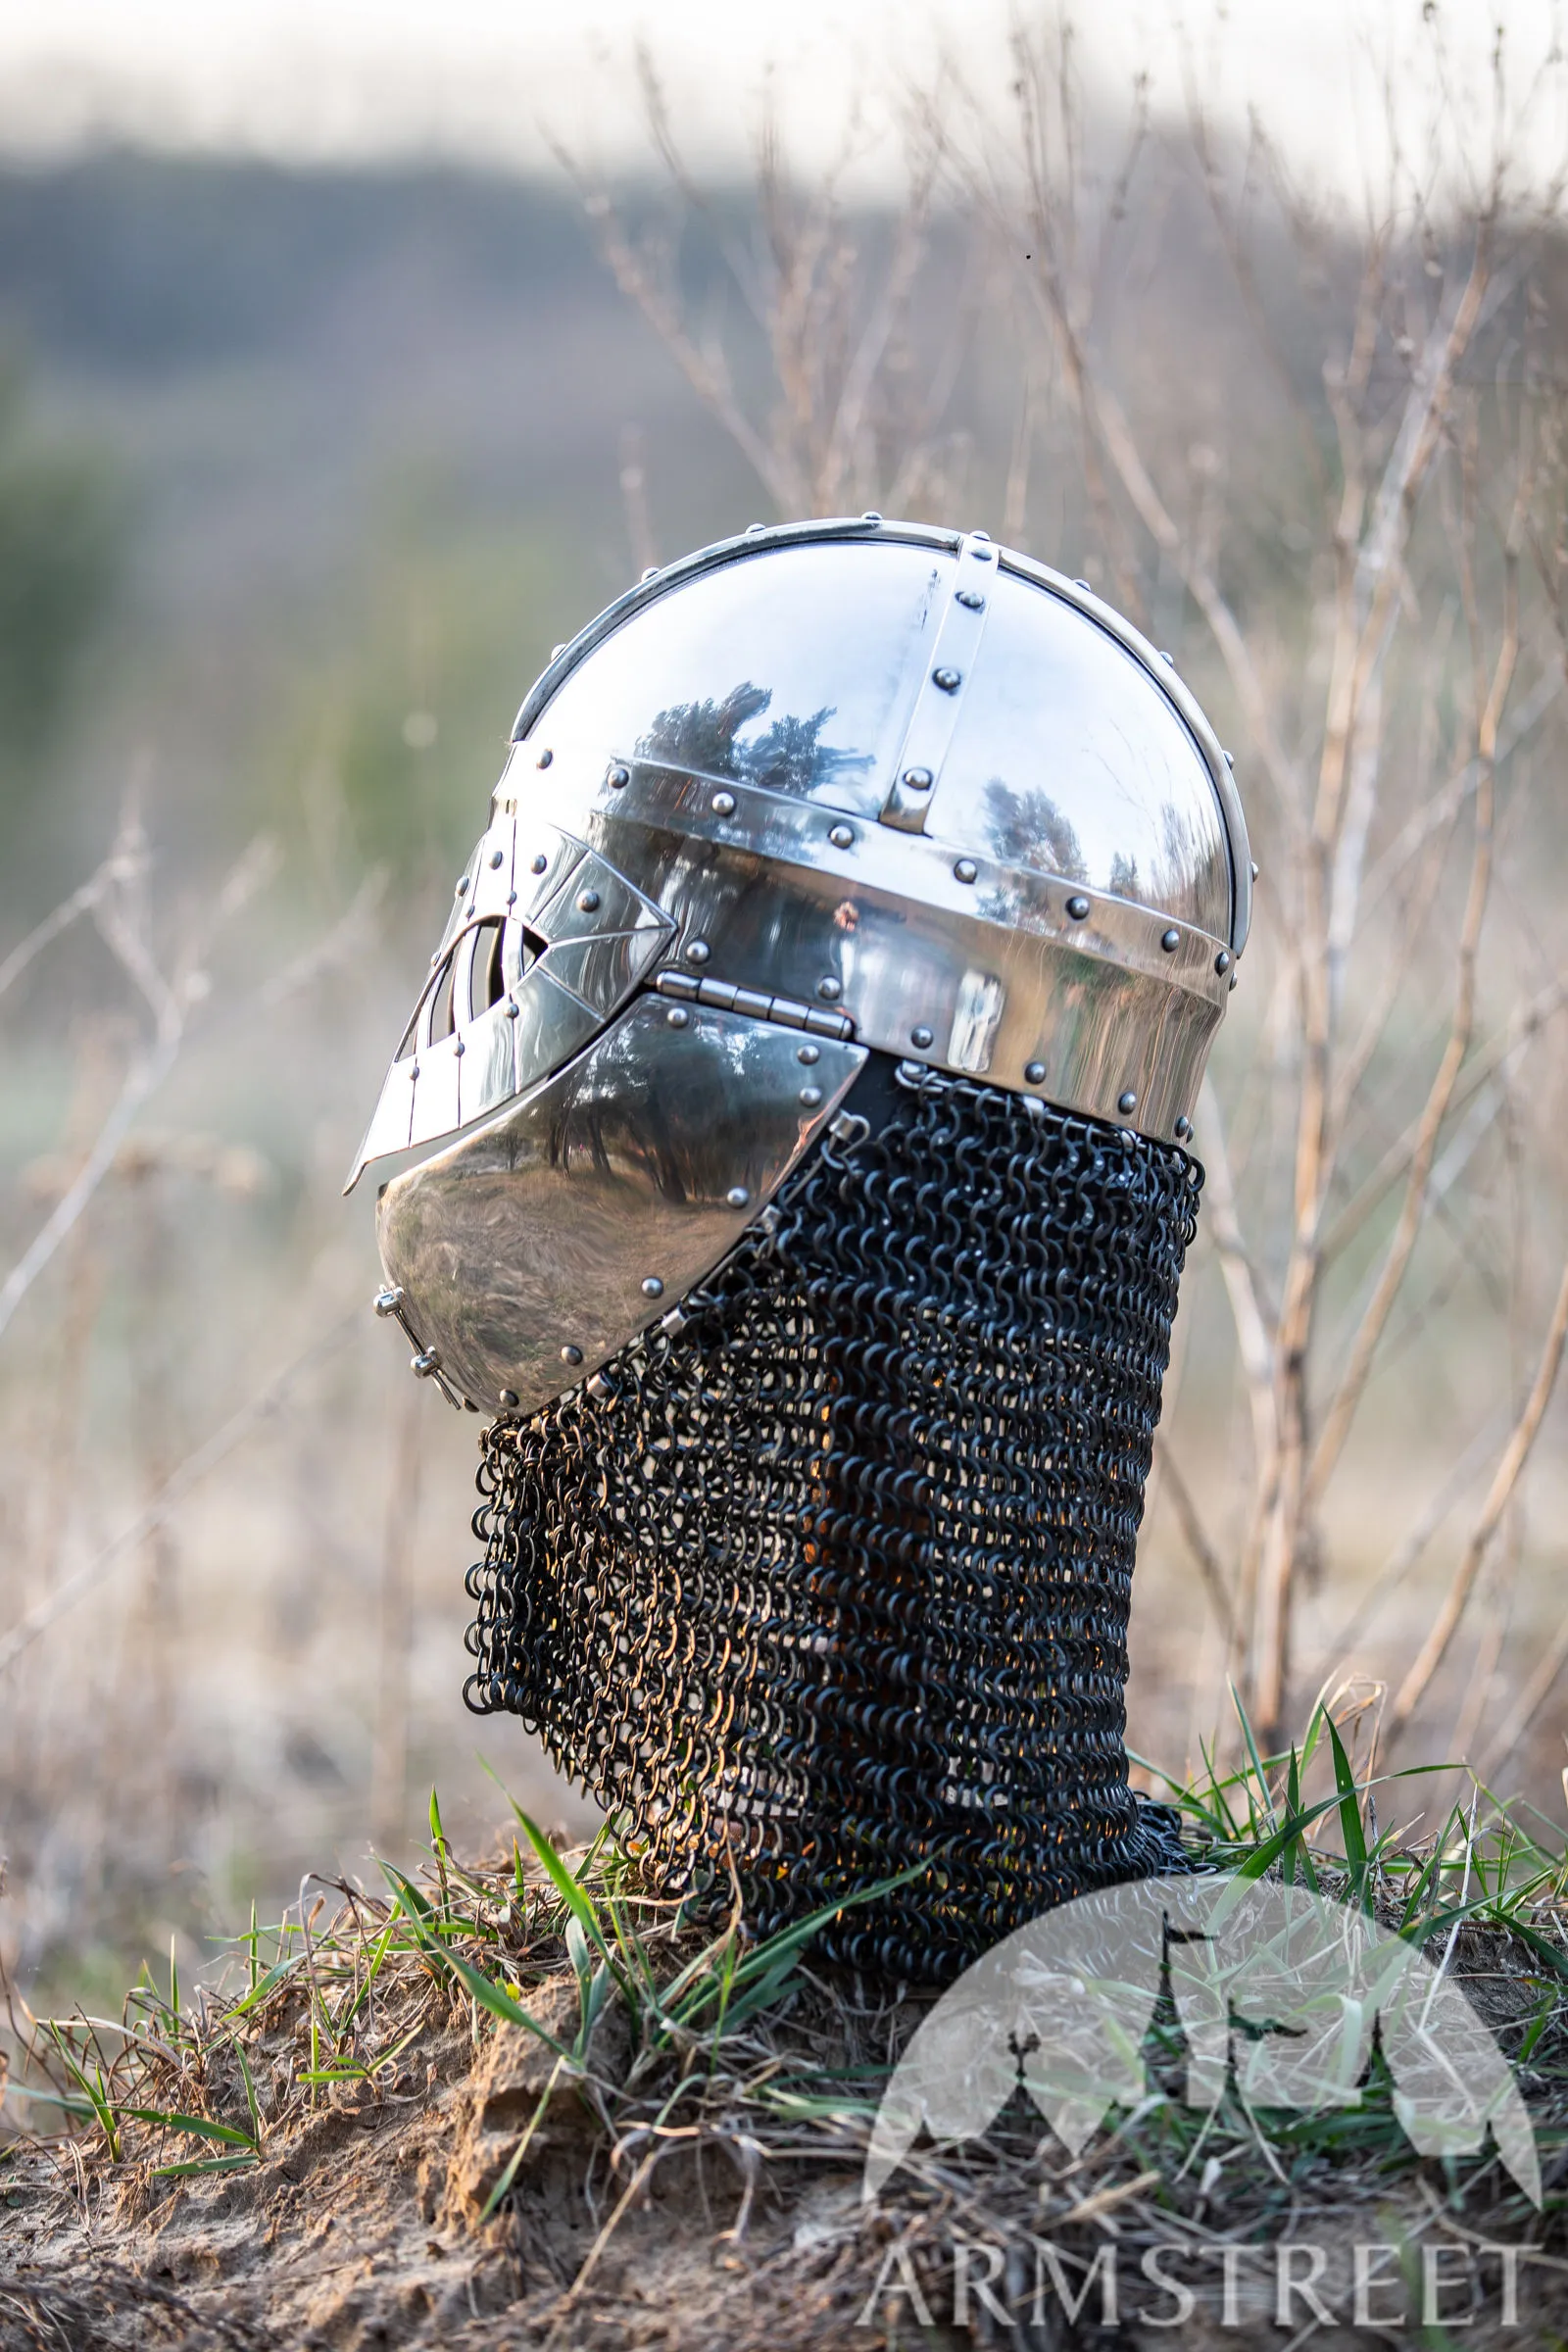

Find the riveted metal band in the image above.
[
  {"left": 490, "top": 756, "right": 1226, "bottom": 1144},
  {"left": 879, "top": 528, "right": 997, "bottom": 834}
]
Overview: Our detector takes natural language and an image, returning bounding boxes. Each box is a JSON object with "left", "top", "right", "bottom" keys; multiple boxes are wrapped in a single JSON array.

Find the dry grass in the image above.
[{"left": 8, "top": 1729, "right": 1568, "bottom": 2347}]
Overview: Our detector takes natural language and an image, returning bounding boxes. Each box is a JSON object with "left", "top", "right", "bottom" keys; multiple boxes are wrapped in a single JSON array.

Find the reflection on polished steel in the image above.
[
  {"left": 354, "top": 514, "right": 1251, "bottom": 1417},
  {"left": 376, "top": 996, "right": 864, "bottom": 1413},
  {"left": 513, "top": 516, "right": 1250, "bottom": 948}
]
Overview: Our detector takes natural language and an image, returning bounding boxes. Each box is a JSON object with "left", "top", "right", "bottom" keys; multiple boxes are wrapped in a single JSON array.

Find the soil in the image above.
[
  {"left": 0, "top": 1987, "right": 888, "bottom": 2352},
  {"left": 4, "top": 1925, "right": 1567, "bottom": 2349}
]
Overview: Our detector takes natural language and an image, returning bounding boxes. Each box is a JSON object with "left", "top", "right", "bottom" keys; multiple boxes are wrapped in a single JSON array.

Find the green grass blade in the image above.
[
  {"left": 226, "top": 1953, "right": 304, "bottom": 2021},
  {"left": 1229, "top": 1682, "right": 1278, "bottom": 1835},
  {"left": 1325, "top": 1714, "right": 1369, "bottom": 1902},
  {"left": 151, "top": 2152, "right": 260, "bottom": 2179},
  {"left": 434, "top": 1942, "right": 574, "bottom": 2059},
  {"left": 234, "top": 2039, "right": 263, "bottom": 2147},
  {"left": 123, "top": 2106, "right": 257, "bottom": 2149},
  {"left": 1228, "top": 1789, "right": 1358, "bottom": 1885},
  {"left": 509, "top": 1807, "right": 613, "bottom": 1965}
]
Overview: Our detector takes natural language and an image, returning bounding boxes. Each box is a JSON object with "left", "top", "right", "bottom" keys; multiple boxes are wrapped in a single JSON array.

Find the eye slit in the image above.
[
  {"left": 470, "top": 918, "right": 506, "bottom": 1014},
  {"left": 428, "top": 953, "right": 458, "bottom": 1043}
]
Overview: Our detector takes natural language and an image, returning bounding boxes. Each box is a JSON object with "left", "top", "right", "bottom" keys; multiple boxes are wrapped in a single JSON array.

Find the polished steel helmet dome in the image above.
[{"left": 350, "top": 515, "right": 1250, "bottom": 1418}]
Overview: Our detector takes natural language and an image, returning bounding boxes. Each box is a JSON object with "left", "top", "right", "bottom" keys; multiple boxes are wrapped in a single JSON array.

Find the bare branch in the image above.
[
  {"left": 1475, "top": 1581, "right": 1568, "bottom": 1778},
  {"left": 0, "top": 823, "right": 146, "bottom": 1010},
  {"left": 0, "top": 829, "right": 282, "bottom": 1348},
  {"left": 1195, "top": 1076, "right": 1277, "bottom": 1476},
  {"left": 1320, "top": 965, "right": 1568, "bottom": 1263},
  {"left": 1152, "top": 1437, "right": 1235, "bottom": 1639},
  {"left": 253, "top": 866, "right": 389, "bottom": 1012},
  {"left": 0, "top": 1308, "right": 362, "bottom": 1678},
  {"left": 1313, "top": 1409, "right": 1505, "bottom": 1680},
  {"left": 1306, "top": 465, "right": 1521, "bottom": 1502},
  {"left": 1390, "top": 1252, "right": 1568, "bottom": 1736}
]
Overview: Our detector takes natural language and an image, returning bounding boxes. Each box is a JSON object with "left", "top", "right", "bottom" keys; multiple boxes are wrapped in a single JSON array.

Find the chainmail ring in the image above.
[{"left": 465, "top": 1059, "right": 1200, "bottom": 1982}]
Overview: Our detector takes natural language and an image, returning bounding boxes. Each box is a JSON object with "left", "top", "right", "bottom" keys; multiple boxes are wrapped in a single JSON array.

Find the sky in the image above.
[{"left": 0, "top": 1, "right": 1561, "bottom": 204}]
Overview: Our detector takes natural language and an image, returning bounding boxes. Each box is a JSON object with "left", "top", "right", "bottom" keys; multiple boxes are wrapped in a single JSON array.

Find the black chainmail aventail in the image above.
[{"left": 465, "top": 1058, "right": 1200, "bottom": 1983}]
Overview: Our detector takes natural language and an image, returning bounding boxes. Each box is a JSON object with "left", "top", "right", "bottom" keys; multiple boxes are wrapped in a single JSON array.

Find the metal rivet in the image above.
[
  {"left": 607, "top": 763, "right": 630, "bottom": 788},
  {"left": 536, "top": 748, "right": 553, "bottom": 768},
  {"left": 531, "top": 853, "right": 548, "bottom": 874},
  {"left": 409, "top": 1061, "right": 419, "bottom": 1078},
  {"left": 561, "top": 1344, "right": 583, "bottom": 1366},
  {"left": 816, "top": 977, "right": 842, "bottom": 1002},
  {"left": 954, "top": 858, "right": 978, "bottom": 883},
  {"left": 577, "top": 889, "right": 601, "bottom": 912},
  {"left": 487, "top": 848, "right": 504, "bottom": 868},
  {"left": 641, "top": 1276, "right": 664, "bottom": 1299},
  {"left": 797, "top": 1044, "right": 820, "bottom": 1064},
  {"left": 551, "top": 643, "right": 567, "bottom": 660},
  {"left": 430, "top": 953, "right": 442, "bottom": 967},
  {"left": 1073, "top": 577, "right": 1092, "bottom": 591},
  {"left": 933, "top": 665, "right": 961, "bottom": 692},
  {"left": 829, "top": 823, "right": 854, "bottom": 849},
  {"left": 1161, "top": 928, "right": 1181, "bottom": 953},
  {"left": 726, "top": 1186, "right": 751, "bottom": 1208},
  {"left": 711, "top": 791, "right": 737, "bottom": 816},
  {"left": 1229, "top": 973, "right": 1238, "bottom": 992},
  {"left": 499, "top": 1388, "right": 519, "bottom": 1408},
  {"left": 685, "top": 939, "right": 711, "bottom": 965},
  {"left": 455, "top": 877, "right": 468, "bottom": 896},
  {"left": 666, "top": 1005, "right": 690, "bottom": 1029},
  {"left": 412, "top": 1349, "right": 441, "bottom": 1378},
  {"left": 507, "top": 891, "right": 517, "bottom": 907},
  {"left": 506, "top": 1001, "right": 519, "bottom": 1019},
  {"left": 1224, "top": 749, "right": 1236, "bottom": 769},
  {"left": 910, "top": 1025, "right": 934, "bottom": 1050},
  {"left": 971, "top": 529, "right": 992, "bottom": 540},
  {"left": 799, "top": 1085, "right": 823, "bottom": 1107},
  {"left": 956, "top": 589, "right": 986, "bottom": 612},
  {"left": 1024, "top": 1059, "right": 1047, "bottom": 1084},
  {"left": 1175, "top": 1115, "right": 1193, "bottom": 1142},
  {"left": 745, "top": 521, "right": 766, "bottom": 534},
  {"left": 641, "top": 565, "right": 660, "bottom": 582},
  {"left": 902, "top": 766, "right": 933, "bottom": 790},
  {"left": 1160, "top": 649, "right": 1175, "bottom": 665},
  {"left": 1066, "top": 895, "right": 1091, "bottom": 920},
  {"left": 861, "top": 510, "right": 883, "bottom": 523},
  {"left": 454, "top": 1039, "right": 466, "bottom": 1057},
  {"left": 1215, "top": 950, "right": 1232, "bottom": 974},
  {"left": 1250, "top": 859, "right": 1260, "bottom": 880},
  {"left": 1118, "top": 1090, "right": 1138, "bottom": 1114}
]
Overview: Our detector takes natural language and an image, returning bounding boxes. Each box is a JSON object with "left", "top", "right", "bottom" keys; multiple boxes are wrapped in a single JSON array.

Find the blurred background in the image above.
[{"left": 1, "top": 1, "right": 1566, "bottom": 2017}]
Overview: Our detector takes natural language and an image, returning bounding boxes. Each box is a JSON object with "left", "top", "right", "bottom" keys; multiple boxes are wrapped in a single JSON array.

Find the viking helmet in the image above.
[{"left": 349, "top": 515, "right": 1249, "bottom": 1421}]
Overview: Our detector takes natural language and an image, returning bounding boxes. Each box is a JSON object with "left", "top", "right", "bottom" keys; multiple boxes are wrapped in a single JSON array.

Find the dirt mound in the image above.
[
  {"left": 3, "top": 1981, "right": 892, "bottom": 2350},
  {"left": 4, "top": 1838, "right": 1567, "bottom": 2349}
]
